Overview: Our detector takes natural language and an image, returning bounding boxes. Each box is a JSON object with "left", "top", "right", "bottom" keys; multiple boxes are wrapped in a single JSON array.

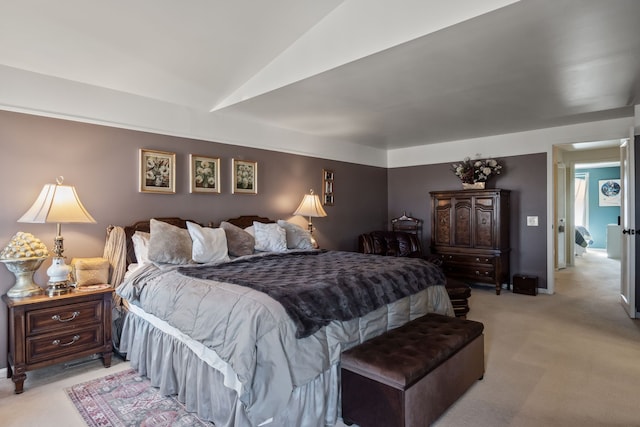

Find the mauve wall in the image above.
[
  {"left": 387, "top": 153, "right": 548, "bottom": 292},
  {"left": 0, "top": 110, "right": 387, "bottom": 369}
]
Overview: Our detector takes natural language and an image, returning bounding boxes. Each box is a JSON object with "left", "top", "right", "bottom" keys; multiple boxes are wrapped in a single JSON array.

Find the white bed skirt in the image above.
[
  {"left": 119, "top": 307, "right": 342, "bottom": 427},
  {"left": 119, "top": 284, "right": 453, "bottom": 426}
]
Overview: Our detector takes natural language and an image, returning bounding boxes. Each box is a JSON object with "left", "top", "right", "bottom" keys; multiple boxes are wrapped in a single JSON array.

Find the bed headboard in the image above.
[
  {"left": 123, "top": 215, "right": 275, "bottom": 265},
  {"left": 224, "top": 215, "right": 275, "bottom": 228}
]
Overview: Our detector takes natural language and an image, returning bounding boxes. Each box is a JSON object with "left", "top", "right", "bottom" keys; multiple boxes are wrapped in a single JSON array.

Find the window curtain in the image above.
[{"left": 575, "top": 173, "right": 588, "bottom": 227}]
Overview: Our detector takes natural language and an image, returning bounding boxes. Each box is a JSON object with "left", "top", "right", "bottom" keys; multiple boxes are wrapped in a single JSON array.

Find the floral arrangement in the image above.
[
  {"left": 145, "top": 156, "right": 171, "bottom": 188},
  {"left": 194, "top": 159, "right": 216, "bottom": 188},
  {"left": 236, "top": 163, "right": 254, "bottom": 189},
  {"left": 451, "top": 156, "right": 502, "bottom": 183}
]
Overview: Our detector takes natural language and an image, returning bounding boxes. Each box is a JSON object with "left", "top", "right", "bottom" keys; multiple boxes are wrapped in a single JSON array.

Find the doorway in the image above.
[{"left": 553, "top": 142, "right": 622, "bottom": 298}]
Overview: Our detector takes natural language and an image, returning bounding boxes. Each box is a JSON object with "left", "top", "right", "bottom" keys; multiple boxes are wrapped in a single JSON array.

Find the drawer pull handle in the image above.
[
  {"left": 52, "top": 311, "right": 80, "bottom": 322},
  {"left": 52, "top": 335, "right": 80, "bottom": 347}
]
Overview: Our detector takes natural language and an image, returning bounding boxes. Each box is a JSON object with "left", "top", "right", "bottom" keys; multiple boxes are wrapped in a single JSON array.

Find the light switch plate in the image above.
[{"left": 527, "top": 216, "right": 539, "bottom": 226}]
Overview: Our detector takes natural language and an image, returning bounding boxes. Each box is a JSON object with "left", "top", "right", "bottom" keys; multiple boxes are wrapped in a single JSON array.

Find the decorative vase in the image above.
[
  {"left": 462, "top": 181, "right": 486, "bottom": 190},
  {"left": 1, "top": 257, "right": 47, "bottom": 298}
]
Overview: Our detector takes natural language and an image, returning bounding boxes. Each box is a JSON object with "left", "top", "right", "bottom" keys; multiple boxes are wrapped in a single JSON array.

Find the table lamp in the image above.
[
  {"left": 293, "top": 189, "right": 327, "bottom": 233},
  {"left": 18, "top": 176, "right": 96, "bottom": 296}
]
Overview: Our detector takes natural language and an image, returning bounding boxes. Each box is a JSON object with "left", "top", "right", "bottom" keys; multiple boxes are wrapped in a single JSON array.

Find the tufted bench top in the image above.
[{"left": 341, "top": 313, "right": 484, "bottom": 389}]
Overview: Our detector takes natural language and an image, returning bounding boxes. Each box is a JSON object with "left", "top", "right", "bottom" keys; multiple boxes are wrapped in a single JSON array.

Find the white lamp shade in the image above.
[
  {"left": 18, "top": 183, "right": 96, "bottom": 224},
  {"left": 294, "top": 193, "right": 327, "bottom": 218}
]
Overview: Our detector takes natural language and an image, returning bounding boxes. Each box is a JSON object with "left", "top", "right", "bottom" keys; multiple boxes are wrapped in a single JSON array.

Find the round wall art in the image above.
[{"left": 599, "top": 179, "right": 621, "bottom": 206}]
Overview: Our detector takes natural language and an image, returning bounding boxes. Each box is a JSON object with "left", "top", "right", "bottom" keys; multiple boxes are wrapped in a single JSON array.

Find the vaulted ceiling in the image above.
[{"left": 1, "top": 0, "right": 639, "bottom": 151}]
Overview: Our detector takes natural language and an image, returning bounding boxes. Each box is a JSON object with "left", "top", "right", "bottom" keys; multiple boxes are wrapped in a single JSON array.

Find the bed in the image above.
[{"left": 114, "top": 216, "right": 454, "bottom": 427}]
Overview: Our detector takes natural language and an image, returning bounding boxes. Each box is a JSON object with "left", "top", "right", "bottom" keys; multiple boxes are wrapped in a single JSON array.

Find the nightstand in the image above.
[{"left": 2, "top": 287, "right": 113, "bottom": 393}]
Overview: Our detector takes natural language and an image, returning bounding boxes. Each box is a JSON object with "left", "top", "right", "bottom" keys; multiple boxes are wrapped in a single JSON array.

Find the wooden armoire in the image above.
[{"left": 430, "top": 189, "right": 510, "bottom": 294}]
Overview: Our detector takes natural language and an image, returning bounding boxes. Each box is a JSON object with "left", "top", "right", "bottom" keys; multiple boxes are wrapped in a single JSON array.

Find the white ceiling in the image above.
[{"left": 1, "top": 0, "right": 639, "bottom": 151}]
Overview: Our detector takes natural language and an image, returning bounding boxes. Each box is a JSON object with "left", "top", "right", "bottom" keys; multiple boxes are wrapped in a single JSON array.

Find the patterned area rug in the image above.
[{"left": 66, "top": 368, "right": 213, "bottom": 427}]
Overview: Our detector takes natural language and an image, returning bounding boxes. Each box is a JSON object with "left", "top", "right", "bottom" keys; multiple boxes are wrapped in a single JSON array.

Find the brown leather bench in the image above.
[
  {"left": 358, "top": 230, "right": 472, "bottom": 318},
  {"left": 341, "top": 313, "right": 484, "bottom": 427}
]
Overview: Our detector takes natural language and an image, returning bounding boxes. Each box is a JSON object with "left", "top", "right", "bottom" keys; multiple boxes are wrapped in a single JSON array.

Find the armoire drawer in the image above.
[
  {"left": 443, "top": 264, "right": 496, "bottom": 280},
  {"left": 437, "top": 253, "right": 496, "bottom": 266}
]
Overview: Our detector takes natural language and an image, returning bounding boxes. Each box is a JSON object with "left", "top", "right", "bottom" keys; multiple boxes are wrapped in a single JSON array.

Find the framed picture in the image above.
[
  {"left": 322, "top": 169, "right": 334, "bottom": 206},
  {"left": 190, "top": 154, "right": 221, "bottom": 193},
  {"left": 139, "top": 149, "right": 176, "bottom": 193},
  {"left": 232, "top": 159, "right": 258, "bottom": 194},
  {"left": 599, "top": 179, "right": 621, "bottom": 206}
]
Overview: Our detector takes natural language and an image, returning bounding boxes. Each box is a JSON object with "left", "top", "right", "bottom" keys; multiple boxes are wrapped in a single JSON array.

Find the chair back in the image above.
[
  {"left": 358, "top": 230, "right": 423, "bottom": 257},
  {"left": 391, "top": 212, "right": 422, "bottom": 237}
]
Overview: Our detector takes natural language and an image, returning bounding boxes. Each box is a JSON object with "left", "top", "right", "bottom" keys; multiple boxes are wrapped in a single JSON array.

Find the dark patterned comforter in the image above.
[{"left": 178, "top": 250, "right": 446, "bottom": 338}]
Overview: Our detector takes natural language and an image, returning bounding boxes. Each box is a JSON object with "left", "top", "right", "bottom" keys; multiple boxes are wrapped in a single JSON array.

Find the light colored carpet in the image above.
[
  {"left": 1, "top": 249, "right": 638, "bottom": 427},
  {"left": 433, "top": 249, "right": 640, "bottom": 427}
]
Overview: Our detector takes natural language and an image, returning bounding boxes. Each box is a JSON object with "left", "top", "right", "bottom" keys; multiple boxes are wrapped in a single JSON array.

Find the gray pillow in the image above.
[
  {"left": 220, "top": 221, "right": 255, "bottom": 257},
  {"left": 148, "top": 219, "right": 193, "bottom": 264},
  {"left": 277, "top": 220, "right": 314, "bottom": 249}
]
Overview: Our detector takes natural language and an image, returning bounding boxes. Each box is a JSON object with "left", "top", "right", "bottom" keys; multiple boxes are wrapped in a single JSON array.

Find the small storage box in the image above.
[{"left": 513, "top": 274, "right": 538, "bottom": 295}]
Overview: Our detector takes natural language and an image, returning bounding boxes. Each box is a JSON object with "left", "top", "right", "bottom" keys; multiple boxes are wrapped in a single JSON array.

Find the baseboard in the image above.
[{"left": 0, "top": 367, "right": 6, "bottom": 378}]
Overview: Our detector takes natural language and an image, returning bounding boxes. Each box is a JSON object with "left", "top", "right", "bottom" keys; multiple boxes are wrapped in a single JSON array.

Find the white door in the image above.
[
  {"left": 620, "top": 133, "right": 636, "bottom": 318},
  {"left": 556, "top": 163, "right": 567, "bottom": 269}
]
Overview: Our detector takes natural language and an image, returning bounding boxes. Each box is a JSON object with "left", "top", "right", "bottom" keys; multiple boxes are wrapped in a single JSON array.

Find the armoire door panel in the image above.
[
  {"left": 454, "top": 204, "right": 471, "bottom": 246},
  {"left": 474, "top": 208, "right": 494, "bottom": 248},
  {"left": 434, "top": 207, "right": 451, "bottom": 245}
]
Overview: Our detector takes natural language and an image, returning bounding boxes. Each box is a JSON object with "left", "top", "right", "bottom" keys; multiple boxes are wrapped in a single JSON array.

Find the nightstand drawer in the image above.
[
  {"left": 26, "top": 324, "right": 104, "bottom": 364},
  {"left": 26, "top": 300, "right": 103, "bottom": 335}
]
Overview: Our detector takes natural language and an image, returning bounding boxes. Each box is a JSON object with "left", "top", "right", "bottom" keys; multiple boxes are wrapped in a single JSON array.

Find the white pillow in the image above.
[
  {"left": 244, "top": 225, "right": 255, "bottom": 236},
  {"left": 253, "top": 221, "right": 287, "bottom": 252},
  {"left": 186, "top": 222, "right": 230, "bottom": 264},
  {"left": 131, "top": 231, "right": 150, "bottom": 264},
  {"left": 277, "top": 220, "right": 314, "bottom": 250}
]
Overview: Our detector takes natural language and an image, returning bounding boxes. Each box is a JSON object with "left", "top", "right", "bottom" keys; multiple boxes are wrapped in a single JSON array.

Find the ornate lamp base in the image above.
[
  {"left": 46, "top": 256, "right": 72, "bottom": 296},
  {"left": 1, "top": 257, "right": 46, "bottom": 298},
  {"left": 46, "top": 280, "right": 71, "bottom": 297}
]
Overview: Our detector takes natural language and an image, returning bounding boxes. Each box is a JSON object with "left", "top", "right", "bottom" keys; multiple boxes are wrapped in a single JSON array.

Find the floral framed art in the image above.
[
  {"left": 190, "top": 154, "right": 221, "bottom": 193},
  {"left": 232, "top": 159, "right": 258, "bottom": 194},
  {"left": 139, "top": 149, "right": 176, "bottom": 193}
]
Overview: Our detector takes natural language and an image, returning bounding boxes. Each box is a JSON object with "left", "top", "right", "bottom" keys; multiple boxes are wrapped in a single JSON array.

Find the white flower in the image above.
[{"left": 451, "top": 156, "right": 502, "bottom": 183}]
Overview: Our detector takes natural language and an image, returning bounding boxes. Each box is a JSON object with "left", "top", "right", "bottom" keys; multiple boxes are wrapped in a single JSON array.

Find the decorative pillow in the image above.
[
  {"left": 253, "top": 221, "right": 287, "bottom": 252},
  {"left": 186, "top": 222, "right": 230, "bottom": 264},
  {"left": 220, "top": 221, "right": 255, "bottom": 257},
  {"left": 71, "top": 257, "right": 110, "bottom": 286},
  {"left": 148, "top": 218, "right": 193, "bottom": 264},
  {"left": 131, "top": 231, "right": 150, "bottom": 264},
  {"left": 277, "top": 220, "right": 315, "bottom": 250}
]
